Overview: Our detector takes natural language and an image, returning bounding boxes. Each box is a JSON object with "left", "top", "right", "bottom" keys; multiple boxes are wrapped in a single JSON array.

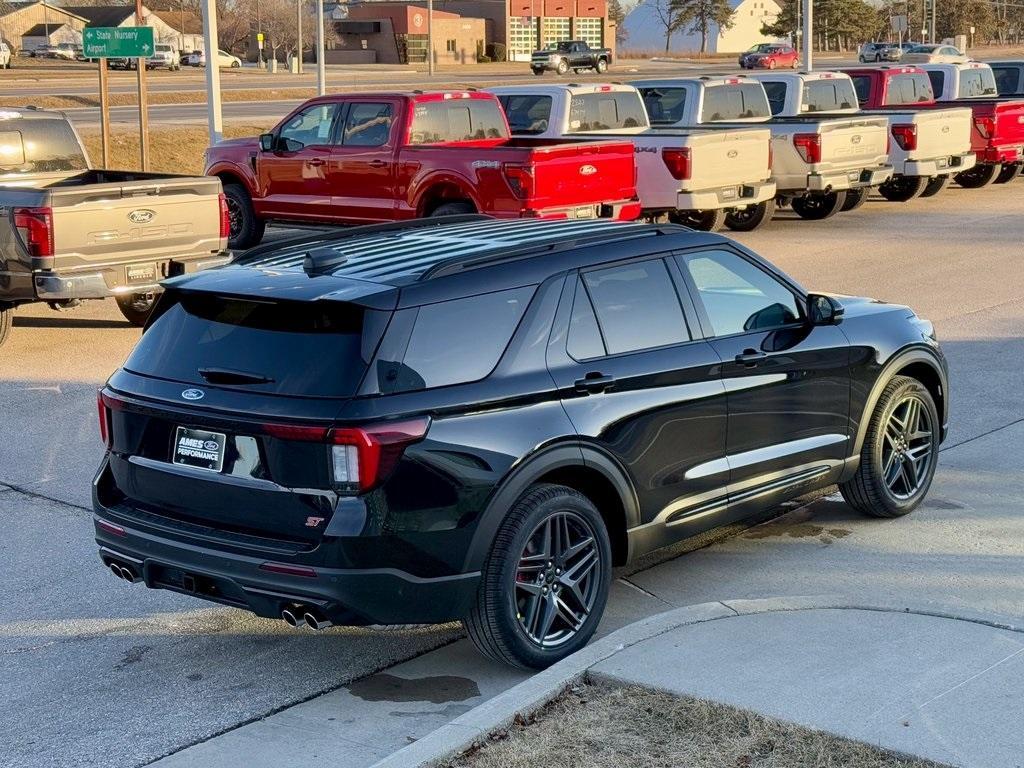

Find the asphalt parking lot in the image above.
[{"left": 1, "top": 183, "right": 1022, "bottom": 767}]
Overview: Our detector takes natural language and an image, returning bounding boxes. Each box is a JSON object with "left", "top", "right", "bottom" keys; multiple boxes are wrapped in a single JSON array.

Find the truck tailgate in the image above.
[
  {"left": 865, "top": 107, "right": 972, "bottom": 160},
  {"left": 514, "top": 139, "right": 637, "bottom": 208},
  {"left": 817, "top": 117, "right": 890, "bottom": 169},
  {"left": 47, "top": 174, "right": 224, "bottom": 270},
  {"left": 678, "top": 127, "right": 771, "bottom": 189},
  {"left": 992, "top": 100, "right": 1024, "bottom": 148}
]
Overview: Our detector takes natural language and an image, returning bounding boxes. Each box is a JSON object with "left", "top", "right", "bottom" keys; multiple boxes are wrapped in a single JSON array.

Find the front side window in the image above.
[
  {"left": 567, "top": 92, "right": 647, "bottom": 131},
  {"left": 958, "top": 68, "right": 997, "bottom": 97},
  {"left": 679, "top": 249, "right": 801, "bottom": 336},
  {"left": 700, "top": 84, "right": 771, "bottom": 121},
  {"left": 278, "top": 104, "right": 338, "bottom": 150},
  {"left": 408, "top": 99, "right": 508, "bottom": 144},
  {"left": 497, "top": 94, "right": 553, "bottom": 135},
  {"left": 341, "top": 102, "right": 393, "bottom": 146},
  {"left": 581, "top": 260, "right": 690, "bottom": 355}
]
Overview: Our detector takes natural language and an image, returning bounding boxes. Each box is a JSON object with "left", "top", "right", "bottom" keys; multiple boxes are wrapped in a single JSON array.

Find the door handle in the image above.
[
  {"left": 307, "top": 158, "right": 326, "bottom": 167},
  {"left": 574, "top": 372, "right": 615, "bottom": 394},
  {"left": 368, "top": 159, "right": 387, "bottom": 168},
  {"left": 735, "top": 348, "right": 767, "bottom": 367}
]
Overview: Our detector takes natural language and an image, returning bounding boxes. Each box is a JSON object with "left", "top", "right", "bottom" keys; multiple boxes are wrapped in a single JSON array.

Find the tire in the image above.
[
  {"left": 556, "top": 59, "right": 569, "bottom": 75},
  {"left": 875, "top": 54, "right": 882, "bottom": 62},
  {"left": 955, "top": 163, "right": 1001, "bottom": 188},
  {"left": 839, "top": 375, "right": 940, "bottom": 518},
  {"left": 840, "top": 187, "right": 868, "bottom": 212},
  {"left": 790, "top": 191, "right": 847, "bottom": 220},
  {"left": 671, "top": 208, "right": 727, "bottom": 231},
  {"left": 0, "top": 304, "right": 13, "bottom": 348},
  {"left": 792, "top": 58, "right": 800, "bottom": 69},
  {"left": 919, "top": 174, "right": 950, "bottom": 198},
  {"left": 464, "top": 483, "right": 612, "bottom": 669},
  {"left": 595, "top": 58, "right": 608, "bottom": 74},
  {"left": 878, "top": 175, "right": 928, "bottom": 202},
  {"left": 231, "top": 60, "right": 240, "bottom": 68},
  {"left": 115, "top": 293, "right": 158, "bottom": 327},
  {"left": 724, "top": 198, "right": 775, "bottom": 231},
  {"left": 430, "top": 200, "right": 476, "bottom": 217},
  {"left": 994, "top": 163, "right": 1021, "bottom": 184},
  {"left": 768, "top": 59, "right": 777, "bottom": 69},
  {"left": 223, "top": 183, "right": 265, "bottom": 250},
  {"left": 532, "top": 68, "right": 544, "bottom": 76}
]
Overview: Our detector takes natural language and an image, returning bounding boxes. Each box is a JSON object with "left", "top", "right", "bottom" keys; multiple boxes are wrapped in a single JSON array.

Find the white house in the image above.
[{"left": 623, "top": 0, "right": 783, "bottom": 54}]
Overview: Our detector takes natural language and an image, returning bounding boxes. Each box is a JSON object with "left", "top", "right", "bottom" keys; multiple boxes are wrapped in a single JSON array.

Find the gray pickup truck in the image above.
[{"left": 0, "top": 108, "right": 228, "bottom": 346}]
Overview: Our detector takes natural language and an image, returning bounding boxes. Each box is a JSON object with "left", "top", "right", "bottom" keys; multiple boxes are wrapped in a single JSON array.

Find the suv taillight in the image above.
[
  {"left": 793, "top": 133, "right": 822, "bottom": 164},
  {"left": 97, "top": 391, "right": 110, "bottom": 447},
  {"left": 891, "top": 123, "right": 918, "bottom": 151},
  {"left": 503, "top": 163, "right": 535, "bottom": 199},
  {"left": 14, "top": 206, "right": 54, "bottom": 261},
  {"left": 218, "top": 192, "right": 230, "bottom": 240},
  {"left": 661, "top": 147, "right": 692, "bottom": 180},
  {"left": 974, "top": 116, "right": 995, "bottom": 140}
]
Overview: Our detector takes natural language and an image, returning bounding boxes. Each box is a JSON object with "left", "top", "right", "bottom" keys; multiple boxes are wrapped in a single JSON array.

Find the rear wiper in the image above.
[{"left": 198, "top": 367, "right": 275, "bottom": 385}]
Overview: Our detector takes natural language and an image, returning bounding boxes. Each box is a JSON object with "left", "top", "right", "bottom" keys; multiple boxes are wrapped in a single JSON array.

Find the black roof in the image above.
[
  {"left": 22, "top": 22, "right": 67, "bottom": 36},
  {"left": 65, "top": 6, "right": 136, "bottom": 27}
]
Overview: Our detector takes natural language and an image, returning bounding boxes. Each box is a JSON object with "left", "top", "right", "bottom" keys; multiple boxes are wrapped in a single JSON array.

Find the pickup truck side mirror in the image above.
[
  {"left": 807, "top": 294, "right": 844, "bottom": 325},
  {"left": 259, "top": 133, "right": 276, "bottom": 152}
]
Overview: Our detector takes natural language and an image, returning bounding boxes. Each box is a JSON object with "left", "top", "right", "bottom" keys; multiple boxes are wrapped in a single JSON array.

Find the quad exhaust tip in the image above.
[
  {"left": 108, "top": 562, "right": 138, "bottom": 583},
  {"left": 281, "top": 606, "right": 332, "bottom": 631}
]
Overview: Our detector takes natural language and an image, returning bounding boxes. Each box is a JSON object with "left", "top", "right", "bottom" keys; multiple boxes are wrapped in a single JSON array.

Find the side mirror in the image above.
[
  {"left": 808, "top": 293, "right": 844, "bottom": 325},
  {"left": 259, "top": 133, "right": 276, "bottom": 152}
]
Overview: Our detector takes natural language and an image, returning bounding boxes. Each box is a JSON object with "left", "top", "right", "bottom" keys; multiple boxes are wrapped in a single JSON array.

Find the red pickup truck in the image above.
[
  {"left": 205, "top": 91, "right": 641, "bottom": 248},
  {"left": 841, "top": 65, "right": 1024, "bottom": 189}
]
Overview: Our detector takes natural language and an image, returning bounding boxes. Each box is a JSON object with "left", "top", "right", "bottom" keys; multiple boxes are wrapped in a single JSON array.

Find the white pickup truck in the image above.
[
  {"left": 749, "top": 71, "right": 975, "bottom": 203},
  {"left": 487, "top": 83, "right": 776, "bottom": 231},
  {"left": 632, "top": 76, "right": 894, "bottom": 220}
]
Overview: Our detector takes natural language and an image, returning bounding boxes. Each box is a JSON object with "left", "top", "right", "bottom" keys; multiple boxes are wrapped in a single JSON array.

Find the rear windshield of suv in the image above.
[
  {"left": 566, "top": 92, "right": 648, "bottom": 132},
  {"left": 124, "top": 294, "right": 385, "bottom": 398},
  {"left": 408, "top": 99, "right": 509, "bottom": 144},
  {"left": 0, "top": 118, "right": 88, "bottom": 176},
  {"left": 700, "top": 84, "right": 771, "bottom": 121}
]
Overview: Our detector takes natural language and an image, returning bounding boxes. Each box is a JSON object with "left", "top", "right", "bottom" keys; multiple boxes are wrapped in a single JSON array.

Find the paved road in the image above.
[{"left": 1, "top": 182, "right": 1022, "bottom": 767}]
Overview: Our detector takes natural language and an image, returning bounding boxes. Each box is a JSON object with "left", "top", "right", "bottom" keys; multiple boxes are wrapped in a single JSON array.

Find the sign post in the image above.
[
  {"left": 200, "top": 0, "right": 223, "bottom": 144},
  {"left": 83, "top": 26, "right": 154, "bottom": 169}
]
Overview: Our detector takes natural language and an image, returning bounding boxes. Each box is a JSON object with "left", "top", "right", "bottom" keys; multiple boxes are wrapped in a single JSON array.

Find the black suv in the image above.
[{"left": 94, "top": 217, "right": 948, "bottom": 669}]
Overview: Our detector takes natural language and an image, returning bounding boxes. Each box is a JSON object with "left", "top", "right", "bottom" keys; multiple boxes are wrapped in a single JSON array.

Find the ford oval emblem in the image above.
[
  {"left": 941, "top": 125, "right": 950, "bottom": 133},
  {"left": 128, "top": 209, "right": 156, "bottom": 224},
  {"left": 727, "top": 149, "right": 739, "bottom": 158},
  {"left": 181, "top": 388, "right": 205, "bottom": 401},
  {"left": 851, "top": 135, "right": 862, "bottom": 144},
  {"left": 579, "top": 164, "right": 597, "bottom": 176}
]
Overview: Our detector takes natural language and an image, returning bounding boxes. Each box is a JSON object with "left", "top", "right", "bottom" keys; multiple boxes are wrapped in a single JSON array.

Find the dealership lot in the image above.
[{"left": 1, "top": 182, "right": 1022, "bottom": 767}]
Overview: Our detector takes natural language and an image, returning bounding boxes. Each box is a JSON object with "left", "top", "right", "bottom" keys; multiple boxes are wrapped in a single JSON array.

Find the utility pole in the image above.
[
  {"left": 801, "top": 0, "right": 812, "bottom": 71},
  {"left": 98, "top": 58, "right": 110, "bottom": 168},
  {"left": 257, "top": 0, "right": 264, "bottom": 66},
  {"left": 200, "top": 0, "right": 223, "bottom": 143},
  {"left": 427, "top": 0, "right": 434, "bottom": 76},
  {"left": 316, "top": 0, "right": 325, "bottom": 94},
  {"left": 297, "top": 0, "right": 304, "bottom": 74},
  {"left": 135, "top": 0, "right": 149, "bottom": 170}
]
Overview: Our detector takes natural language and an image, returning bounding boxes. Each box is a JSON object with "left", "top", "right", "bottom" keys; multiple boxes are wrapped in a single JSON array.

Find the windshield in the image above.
[{"left": 0, "top": 118, "right": 88, "bottom": 176}]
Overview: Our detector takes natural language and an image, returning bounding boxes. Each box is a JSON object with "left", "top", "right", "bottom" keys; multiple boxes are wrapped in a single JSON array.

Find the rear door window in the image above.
[
  {"left": 850, "top": 75, "right": 871, "bottom": 104},
  {"left": 566, "top": 91, "right": 648, "bottom": 131},
  {"left": 700, "top": 84, "right": 771, "bottom": 121},
  {"left": 124, "top": 294, "right": 382, "bottom": 398},
  {"left": 639, "top": 87, "right": 688, "bottom": 126},
  {"left": 762, "top": 81, "right": 787, "bottom": 115},
  {"left": 802, "top": 79, "right": 858, "bottom": 111},
  {"left": 340, "top": 102, "right": 393, "bottom": 146},
  {"left": 0, "top": 119, "right": 88, "bottom": 176},
  {"left": 408, "top": 99, "right": 509, "bottom": 144},
  {"left": 497, "top": 94, "right": 553, "bottom": 135}
]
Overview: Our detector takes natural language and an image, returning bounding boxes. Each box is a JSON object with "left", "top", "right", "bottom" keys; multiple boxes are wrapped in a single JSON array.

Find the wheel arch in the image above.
[
  {"left": 412, "top": 173, "right": 481, "bottom": 217},
  {"left": 209, "top": 163, "right": 255, "bottom": 195},
  {"left": 462, "top": 443, "right": 640, "bottom": 572}
]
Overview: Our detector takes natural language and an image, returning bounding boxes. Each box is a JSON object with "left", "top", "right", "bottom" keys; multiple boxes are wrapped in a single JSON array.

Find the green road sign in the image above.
[{"left": 83, "top": 27, "right": 155, "bottom": 59}]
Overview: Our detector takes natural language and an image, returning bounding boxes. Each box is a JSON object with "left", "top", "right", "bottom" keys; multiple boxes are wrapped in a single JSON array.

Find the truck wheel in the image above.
[
  {"left": 879, "top": 175, "right": 928, "bottom": 202},
  {"left": 791, "top": 191, "right": 846, "bottom": 220},
  {"left": 994, "top": 163, "right": 1021, "bottom": 184},
  {"left": 724, "top": 198, "right": 775, "bottom": 231},
  {"left": 768, "top": 59, "right": 777, "bottom": 69},
  {"left": 115, "top": 293, "right": 158, "bottom": 327},
  {"left": 532, "top": 67, "right": 544, "bottom": 76},
  {"left": 431, "top": 201, "right": 475, "bottom": 217},
  {"left": 839, "top": 375, "right": 939, "bottom": 518},
  {"left": 840, "top": 187, "right": 868, "bottom": 212},
  {"left": 670, "top": 209, "right": 726, "bottom": 232},
  {"left": 223, "top": 183, "right": 265, "bottom": 250},
  {"left": 595, "top": 58, "right": 608, "bottom": 73},
  {"left": 464, "top": 483, "right": 612, "bottom": 669},
  {"left": 556, "top": 59, "right": 569, "bottom": 75},
  {"left": 919, "top": 175, "right": 950, "bottom": 198},
  {"left": 0, "top": 304, "right": 13, "bottom": 348},
  {"left": 955, "top": 163, "right": 1001, "bottom": 188}
]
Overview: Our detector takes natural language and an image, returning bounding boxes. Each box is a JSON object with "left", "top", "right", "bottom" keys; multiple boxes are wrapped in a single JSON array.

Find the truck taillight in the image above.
[
  {"left": 13, "top": 206, "right": 54, "bottom": 260},
  {"left": 793, "top": 133, "right": 821, "bottom": 164},
  {"left": 661, "top": 147, "right": 691, "bottom": 180},
  {"left": 218, "top": 192, "right": 230, "bottom": 240},
  {"left": 891, "top": 124, "right": 918, "bottom": 151},
  {"left": 503, "top": 163, "right": 535, "bottom": 199},
  {"left": 974, "top": 116, "right": 995, "bottom": 140}
]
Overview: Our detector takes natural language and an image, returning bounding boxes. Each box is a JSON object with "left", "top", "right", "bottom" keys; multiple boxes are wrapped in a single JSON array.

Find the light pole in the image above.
[
  {"left": 801, "top": 0, "right": 812, "bottom": 71},
  {"left": 427, "top": 0, "right": 434, "bottom": 76},
  {"left": 297, "top": 0, "right": 304, "bottom": 74},
  {"left": 257, "top": 0, "right": 264, "bottom": 66},
  {"left": 316, "top": 0, "right": 325, "bottom": 93}
]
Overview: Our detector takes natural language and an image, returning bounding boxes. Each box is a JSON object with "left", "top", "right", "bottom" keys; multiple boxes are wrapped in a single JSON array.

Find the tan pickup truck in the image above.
[{"left": 0, "top": 108, "right": 228, "bottom": 346}]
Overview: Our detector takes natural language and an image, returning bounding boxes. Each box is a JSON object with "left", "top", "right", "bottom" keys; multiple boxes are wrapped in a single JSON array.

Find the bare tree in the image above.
[{"left": 651, "top": 0, "right": 684, "bottom": 52}]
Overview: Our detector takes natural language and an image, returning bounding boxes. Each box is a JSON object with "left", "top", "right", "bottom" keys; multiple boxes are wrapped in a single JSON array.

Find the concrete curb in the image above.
[{"left": 368, "top": 595, "right": 1024, "bottom": 768}]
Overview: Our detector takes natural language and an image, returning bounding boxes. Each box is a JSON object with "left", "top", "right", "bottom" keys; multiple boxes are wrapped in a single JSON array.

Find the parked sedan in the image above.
[
  {"left": 902, "top": 44, "right": 969, "bottom": 64},
  {"left": 188, "top": 49, "right": 241, "bottom": 68},
  {"left": 747, "top": 45, "right": 800, "bottom": 70},
  {"left": 739, "top": 43, "right": 775, "bottom": 68}
]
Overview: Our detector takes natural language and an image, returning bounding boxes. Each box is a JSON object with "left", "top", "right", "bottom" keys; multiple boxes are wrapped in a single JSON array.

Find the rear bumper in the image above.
[
  {"left": 523, "top": 198, "right": 642, "bottom": 221},
  {"left": 676, "top": 180, "right": 776, "bottom": 211},
  {"left": 34, "top": 253, "right": 230, "bottom": 301},
  {"left": 979, "top": 145, "right": 1023, "bottom": 165},
  {"left": 806, "top": 164, "right": 893, "bottom": 192},
  {"left": 900, "top": 151, "right": 975, "bottom": 177}
]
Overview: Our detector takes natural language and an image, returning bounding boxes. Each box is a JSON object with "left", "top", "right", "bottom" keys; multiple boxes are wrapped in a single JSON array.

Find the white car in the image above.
[
  {"left": 188, "top": 49, "right": 241, "bottom": 68},
  {"left": 0, "top": 42, "right": 10, "bottom": 69},
  {"left": 901, "top": 44, "right": 969, "bottom": 64},
  {"left": 147, "top": 43, "right": 180, "bottom": 71}
]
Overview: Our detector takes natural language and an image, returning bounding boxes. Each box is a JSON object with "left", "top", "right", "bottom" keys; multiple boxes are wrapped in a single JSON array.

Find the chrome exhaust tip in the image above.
[
  {"left": 119, "top": 565, "right": 137, "bottom": 582},
  {"left": 281, "top": 608, "right": 305, "bottom": 628},
  {"left": 109, "top": 563, "right": 124, "bottom": 580},
  {"left": 303, "top": 611, "right": 332, "bottom": 631}
]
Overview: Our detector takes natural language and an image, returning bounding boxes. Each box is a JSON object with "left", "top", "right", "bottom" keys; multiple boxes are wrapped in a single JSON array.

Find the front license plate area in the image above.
[
  {"left": 126, "top": 263, "right": 157, "bottom": 283},
  {"left": 173, "top": 427, "right": 226, "bottom": 473}
]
